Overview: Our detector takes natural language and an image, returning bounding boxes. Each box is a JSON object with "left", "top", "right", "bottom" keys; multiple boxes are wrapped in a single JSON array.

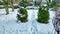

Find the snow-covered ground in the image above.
[{"left": 0, "top": 8, "right": 56, "bottom": 34}]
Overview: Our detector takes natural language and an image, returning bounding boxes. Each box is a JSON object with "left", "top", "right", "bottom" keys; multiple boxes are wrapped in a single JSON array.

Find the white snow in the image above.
[{"left": 0, "top": 8, "right": 56, "bottom": 34}]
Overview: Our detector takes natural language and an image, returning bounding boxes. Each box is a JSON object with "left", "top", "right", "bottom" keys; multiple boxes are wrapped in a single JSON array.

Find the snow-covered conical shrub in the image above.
[
  {"left": 37, "top": 6, "right": 50, "bottom": 23},
  {"left": 17, "top": 8, "right": 28, "bottom": 22}
]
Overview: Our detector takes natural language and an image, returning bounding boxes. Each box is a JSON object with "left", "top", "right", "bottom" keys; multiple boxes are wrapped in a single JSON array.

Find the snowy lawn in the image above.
[{"left": 0, "top": 8, "right": 56, "bottom": 34}]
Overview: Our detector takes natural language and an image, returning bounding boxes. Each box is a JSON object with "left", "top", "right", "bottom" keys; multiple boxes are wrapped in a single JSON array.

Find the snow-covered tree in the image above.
[
  {"left": 17, "top": 1, "right": 28, "bottom": 22},
  {"left": 17, "top": 8, "right": 28, "bottom": 22},
  {"left": 37, "top": 0, "right": 50, "bottom": 23}
]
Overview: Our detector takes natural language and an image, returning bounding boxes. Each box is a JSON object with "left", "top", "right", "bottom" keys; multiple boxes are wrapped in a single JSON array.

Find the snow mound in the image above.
[{"left": 0, "top": 8, "right": 56, "bottom": 34}]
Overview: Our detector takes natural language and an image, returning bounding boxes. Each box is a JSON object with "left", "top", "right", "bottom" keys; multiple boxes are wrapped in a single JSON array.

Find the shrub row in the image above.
[{"left": 17, "top": 6, "right": 49, "bottom": 24}]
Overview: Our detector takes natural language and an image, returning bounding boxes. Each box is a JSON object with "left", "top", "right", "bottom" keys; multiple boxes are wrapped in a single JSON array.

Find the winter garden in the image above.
[{"left": 0, "top": 0, "right": 58, "bottom": 34}]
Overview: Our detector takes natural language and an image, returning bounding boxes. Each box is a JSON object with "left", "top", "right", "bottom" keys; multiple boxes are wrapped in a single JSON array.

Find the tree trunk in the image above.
[
  {"left": 3, "top": 0, "right": 9, "bottom": 15},
  {"left": 5, "top": 5, "right": 9, "bottom": 15},
  {"left": 11, "top": 0, "right": 14, "bottom": 12}
]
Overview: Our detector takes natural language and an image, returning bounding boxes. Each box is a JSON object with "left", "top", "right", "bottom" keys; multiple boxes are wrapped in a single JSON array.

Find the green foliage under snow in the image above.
[
  {"left": 37, "top": 6, "right": 50, "bottom": 23},
  {"left": 17, "top": 8, "right": 28, "bottom": 22}
]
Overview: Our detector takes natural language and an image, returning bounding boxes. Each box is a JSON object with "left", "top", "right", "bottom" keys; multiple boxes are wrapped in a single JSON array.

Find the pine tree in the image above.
[
  {"left": 37, "top": 6, "right": 49, "bottom": 23},
  {"left": 17, "top": 8, "right": 28, "bottom": 22},
  {"left": 17, "top": 1, "right": 28, "bottom": 22}
]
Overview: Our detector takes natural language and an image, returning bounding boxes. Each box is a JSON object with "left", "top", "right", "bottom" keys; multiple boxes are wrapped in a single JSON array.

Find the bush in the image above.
[
  {"left": 19, "top": 1, "right": 28, "bottom": 8},
  {"left": 17, "top": 8, "right": 28, "bottom": 22},
  {"left": 0, "top": 1, "right": 4, "bottom": 5},
  {"left": 37, "top": 6, "right": 50, "bottom": 23},
  {"left": 34, "top": 1, "right": 40, "bottom": 6},
  {"left": 50, "top": 1, "right": 56, "bottom": 8},
  {"left": 50, "top": 1, "right": 57, "bottom": 10}
]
